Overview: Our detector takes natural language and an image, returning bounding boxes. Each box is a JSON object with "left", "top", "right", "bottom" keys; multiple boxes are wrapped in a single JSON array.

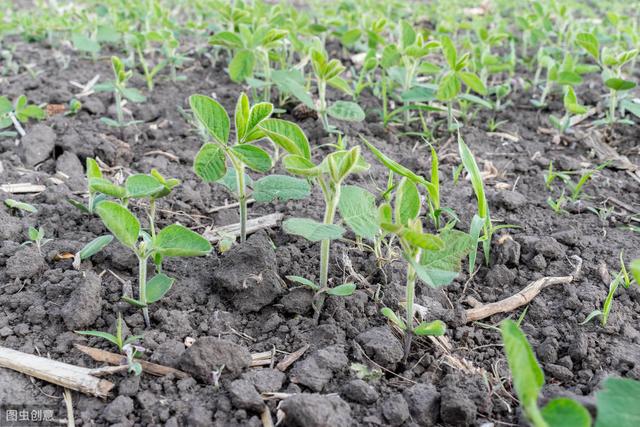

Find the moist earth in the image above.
[{"left": 0, "top": 35, "right": 639, "bottom": 427}]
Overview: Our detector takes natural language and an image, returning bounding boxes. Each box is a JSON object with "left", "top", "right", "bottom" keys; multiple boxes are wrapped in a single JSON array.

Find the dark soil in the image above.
[{"left": 1, "top": 35, "right": 639, "bottom": 427}]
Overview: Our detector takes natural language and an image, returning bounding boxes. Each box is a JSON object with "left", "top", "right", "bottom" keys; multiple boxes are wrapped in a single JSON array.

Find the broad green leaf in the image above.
[
  {"left": 327, "top": 101, "right": 365, "bottom": 122},
  {"left": 272, "top": 70, "right": 315, "bottom": 108},
  {"left": 78, "top": 235, "right": 113, "bottom": 260},
  {"left": 282, "top": 154, "right": 321, "bottom": 177},
  {"left": 121, "top": 88, "right": 146, "bottom": 103},
  {"left": 414, "top": 320, "right": 446, "bottom": 336},
  {"left": 458, "top": 71, "right": 487, "bottom": 95},
  {"left": 400, "top": 21, "right": 416, "bottom": 49},
  {"left": 0, "top": 96, "right": 12, "bottom": 114},
  {"left": 283, "top": 218, "right": 345, "bottom": 242},
  {"left": 193, "top": 143, "right": 227, "bottom": 182},
  {"left": 75, "top": 330, "right": 119, "bottom": 347},
  {"left": 89, "top": 178, "right": 127, "bottom": 199},
  {"left": 500, "top": 319, "right": 545, "bottom": 411},
  {"left": 156, "top": 224, "right": 212, "bottom": 257},
  {"left": 395, "top": 178, "right": 420, "bottom": 225},
  {"left": 230, "top": 144, "right": 272, "bottom": 172},
  {"left": 595, "top": 377, "right": 640, "bottom": 427},
  {"left": 441, "top": 35, "right": 457, "bottom": 69},
  {"left": 605, "top": 78, "right": 636, "bottom": 91},
  {"left": 246, "top": 102, "right": 273, "bottom": 135},
  {"left": 576, "top": 32, "right": 599, "bottom": 61},
  {"left": 326, "top": 283, "right": 356, "bottom": 296},
  {"left": 338, "top": 185, "right": 379, "bottom": 240},
  {"left": 86, "top": 158, "right": 102, "bottom": 180},
  {"left": 286, "top": 275, "right": 318, "bottom": 289},
  {"left": 189, "top": 94, "right": 230, "bottom": 144},
  {"left": 28, "top": 226, "right": 39, "bottom": 241},
  {"left": 72, "top": 33, "right": 100, "bottom": 53},
  {"left": 229, "top": 49, "right": 255, "bottom": 82},
  {"left": 542, "top": 398, "right": 591, "bottom": 427},
  {"left": 260, "top": 119, "right": 311, "bottom": 159},
  {"left": 340, "top": 28, "right": 361, "bottom": 46},
  {"left": 5, "top": 199, "right": 37, "bottom": 213},
  {"left": 95, "top": 201, "right": 140, "bottom": 249},
  {"left": 381, "top": 307, "right": 406, "bottom": 330},
  {"left": 216, "top": 169, "right": 253, "bottom": 193},
  {"left": 145, "top": 273, "right": 175, "bottom": 304},
  {"left": 557, "top": 71, "right": 583, "bottom": 86},
  {"left": 409, "top": 256, "right": 458, "bottom": 288},
  {"left": 125, "top": 174, "right": 164, "bottom": 198},
  {"left": 253, "top": 175, "right": 311, "bottom": 203},
  {"left": 421, "top": 230, "right": 474, "bottom": 273},
  {"left": 403, "top": 231, "right": 443, "bottom": 251},
  {"left": 235, "top": 93, "right": 250, "bottom": 141},
  {"left": 401, "top": 86, "right": 436, "bottom": 103},
  {"left": 327, "top": 76, "right": 353, "bottom": 96},
  {"left": 437, "top": 72, "right": 461, "bottom": 101},
  {"left": 209, "top": 31, "right": 243, "bottom": 48}
]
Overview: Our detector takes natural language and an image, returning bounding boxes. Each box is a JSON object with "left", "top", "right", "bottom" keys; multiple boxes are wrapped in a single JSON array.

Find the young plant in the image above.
[
  {"left": 549, "top": 86, "right": 588, "bottom": 134},
  {"left": 378, "top": 178, "right": 449, "bottom": 365},
  {"left": 76, "top": 312, "right": 143, "bottom": 375},
  {"left": 73, "top": 235, "right": 114, "bottom": 269},
  {"left": 96, "top": 56, "right": 146, "bottom": 127},
  {"left": 189, "top": 92, "right": 311, "bottom": 243},
  {"left": 68, "top": 158, "right": 108, "bottom": 214},
  {"left": 282, "top": 146, "right": 369, "bottom": 321},
  {"left": 96, "top": 185, "right": 211, "bottom": 327},
  {"left": 436, "top": 36, "right": 487, "bottom": 132},
  {"left": 4, "top": 199, "right": 37, "bottom": 214},
  {"left": 22, "top": 227, "right": 52, "bottom": 255},
  {"left": 501, "top": 319, "right": 591, "bottom": 427},
  {"left": 0, "top": 95, "right": 45, "bottom": 137}
]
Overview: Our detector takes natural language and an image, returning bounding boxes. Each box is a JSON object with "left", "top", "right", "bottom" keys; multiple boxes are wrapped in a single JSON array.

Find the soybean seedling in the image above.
[
  {"left": 282, "top": 145, "right": 369, "bottom": 321},
  {"left": 76, "top": 312, "right": 143, "bottom": 375},
  {"left": 0, "top": 95, "right": 45, "bottom": 137},
  {"left": 4, "top": 199, "right": 37, "bottom": 214},
  {"left": 68, "top": 158, "right": 109, "bottom": 214},
  {"left": 95, "top": 56, "right": 146, "bottom": 127},
  {"left": 96, "top": 198, "right": 211, "bottom": 327},
  {"left": 378, "top": 178, "right": 449, "bottom": 365},
  {"left": 22, "top": 227, "right": 52, "bottom": 255},
  {"left": 549, "top": 86, "right": 588, "bottom": 134},
  {"left": 189, "top": 92, "right": 311, "bottom": 243}
]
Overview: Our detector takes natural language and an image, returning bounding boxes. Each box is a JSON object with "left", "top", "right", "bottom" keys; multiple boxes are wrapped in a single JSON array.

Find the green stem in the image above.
[
  {"left": 447, "top": 102, "right": 453, "bottom": 132},
  {"left": 402, "top": 250, "right": 420, "bottom": 365},
  {"left": 115, "top": 89, "right": 124, "bottom": 126},
  {"left": 138, "top": 255, "right": 150, "bottom": 328},
  {"left": 235, "top": 162, "right": 248, "bottom": 243},
  {"left": 526, "top": 404, "right": 549, "bottom": 427},
  {"left": 318, "top": 79, "right": 329, "bottom": 131},
  {"left": 609, "top": 89, "right": 617, "bottom": 124}
]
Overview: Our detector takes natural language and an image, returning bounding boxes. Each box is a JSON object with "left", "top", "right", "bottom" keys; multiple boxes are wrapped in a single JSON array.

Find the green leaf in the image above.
[
  {"left": 361, "top": 137, "right": 432, "bottom": 189},
  {"left": 500, "top": 319, "right": 545, "bottom": 411},
  {"left": 246, "top": 102, "right": 273, "bottom": 135},
  {"left": 193, "top": 143, "right": 227, "bottom": 182},
  {"left": 86, "top": 158, "right": 102, "bottom": 180},
  {"left": 381, "top": 307, "right": 406, "bottom": 330},
  {"left": 414, "top": 320, "right": 446, "bottom": 336},
  {"left": 122, "top": 296, "right": 146, "bottom": 308},
  {"left": 403, "top": 231, "right": 443, "bottom": 251},
  {"left": 282, "top": 155, "right": 321, "bottom": 177},
  {"left": 145, "top": 273, "right": 175, "bottom": 304},
  {"left": 78, "top": 235, "right": 113, "bottom": 260},
  {"left": 0, "top": 96, "right": 12, "bottom": 114},
  {"left": 400, "top": 21, "right": 416, "bottom": 49},
  {"left": 338, "top": 185, "right": 379, "bottom": 240},
  {"left": 72, "top": 33, "right": 100, "bottom": 53},
  {"left": 95, "top": 201, "right": 140, "bottom": 249},
  {"left": 189, "top": 94, "right": 230, "bottom": 144},
  {"left": 155, "top": 224, "right": 212, "bottom": 257},
  {"left": 327, "top": 101, "right": 365, "bottom": 122},
  {"left": 283, "top": 218, "right": 345, "bottom": 242},
  {"left": 209, "top": 31, "right": 243, "bottom": 48},
  {"left": 421, "top": 230, "right": 473, "bottom": 273},
  {"left": 28, "top": 226, "right": 39, "bottom": 241},
  {"left": 259, "top": 119, "right": 311, "bottom": 159},
  {"left": 395, "top": 178, "right": 420, "bottom": 225},
  {"left": 326, "top": 283, "right": 356, "bottom": 296},
  {"left": 327, "top": 76, "right": 353, "bottom": 96},
  {"left": 230, "top": 144, "right": 272, "bottom": 172},
  {"left": 458, "top": 137, "right": 488, "bottom": 219},
  {"left": 229, "top": 49, "right": 255, "bottom": 82},
  {"left": 409, "top": 258, "right": 458, "bottom": 288},
  {"left": 89, "top": 178, "right": 127, "bottom": 199},
  {"left": 576, "top": 32, "right": 599, "bottom": 61},
  {"left": 595, "top": 377, "right": 640, "bottom": 427},
  {"left": 253, "top": 175, "right": 311, "bottom": 203},
  {"left": 556, "top": 71, "right": 583, "bottom": 86},
  {"left": 468, "top": 214, "right": 484, "bottom": 274},
  {"left": 125, "top": 174, "right": 164, "bottom": 198},
  {"left": 605, "top": 78, "right": 636, "bottom": 91},
  {"left": 5, "top": 199, "right": 37, "bottom": 213},
  {"left": 441, "top": 35, "right": 457, "bottom": 69},
  {"left": 272, "top": 70, "right": 315, "bottom": 109},
  {"left": 216, "top": 169, "right": 253, "bottom": 193},
  {"left": 121, "top": 88, "right": 146, "bottom": 103},
  {"left": 437, "top": 72, "right": 461, "bottom": 101},
  {"left": 286, "top": 275, "right": 318, "bottom": 289},
  {"left": 234, "top": 93, "right": 250, "bottom": 141},
  {"left": 74, "top": 330, "right": 119, "bottom": 347},
  {"left": 542, "top": 398, "right": 591, "bottom": 427},
  {"left": 631, "top": 259, "right": 640, "bottom": 284},
  {"left": 458, "top": 71, "right": 487, "bottom": 95}
]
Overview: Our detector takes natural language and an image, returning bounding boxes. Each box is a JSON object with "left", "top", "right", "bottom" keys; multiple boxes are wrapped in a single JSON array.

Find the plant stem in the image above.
[
  {"left": 138, "top": 255, "right": 150, "bottom": 328},
  {"left": 401, "top": 250, "right": 419, "bottom": 366},
  {"left": 609, "top": 89, "right": 617, "bottom": 124},
  {"left": 447, "top": 102, "right": 454, "bottom": 132},
  {"left": 235, "top": 162, "right": 248, "bottom": 242},
  {"left": 313, "top": 182, "right": 341, "bottom": 323},
  {"left": 526, "top": 404, "right": 549, "bottom": 427},
  {"left": 318, "top": 79, "right": 329, "bottom": 131},
  {"left": 115, "top": 89, "right": 124, "bottom": 126}
]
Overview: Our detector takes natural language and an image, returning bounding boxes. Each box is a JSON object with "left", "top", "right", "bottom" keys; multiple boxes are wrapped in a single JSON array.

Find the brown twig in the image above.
[
  {"left": 465, "top": 255, "right": 582, "bottom": 323},
  {"left": 74, "top": 344, "right": 189, "bottom": 379},
  {"left": 275, "top": 344, "right": 309, "bottom": 372},
  {"left": 203, "top": 213, "right": 283, "bottom": 243}
]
